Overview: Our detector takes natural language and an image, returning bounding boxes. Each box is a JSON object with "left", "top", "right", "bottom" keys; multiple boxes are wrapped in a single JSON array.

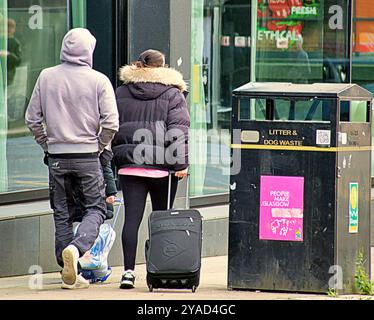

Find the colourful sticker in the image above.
[
  {"left": 349, "top": 182, "right": 359, "bottom": 233},
  {"left": 260, "top": 176, "right": 304, "bottom": 241}
]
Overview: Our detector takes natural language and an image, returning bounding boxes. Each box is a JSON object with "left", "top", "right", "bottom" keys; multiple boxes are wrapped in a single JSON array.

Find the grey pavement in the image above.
[{"left": 0, "top": 255, "right": 373, "bottom": 300}]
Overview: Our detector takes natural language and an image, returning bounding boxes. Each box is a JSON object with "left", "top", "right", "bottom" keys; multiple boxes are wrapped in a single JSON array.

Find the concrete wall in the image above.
[
  {"left": 127, "top": 0, "right": 170, "bottom": 63},
  {"left": 170, "top": 0, "right": 191, "bottom": 79},
  {"left": 127, "top": 0, "right": 192, "bottom": 80}
]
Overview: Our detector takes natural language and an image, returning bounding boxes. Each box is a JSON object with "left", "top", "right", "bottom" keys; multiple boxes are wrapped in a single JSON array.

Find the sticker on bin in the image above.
[
  {"left": 260, "top": 176, "right": 304, "bottom": 241},
  {"left": 316, "top": 130, "right": 331, "bottom": 146},
  {"left": 241, "top": 130, "right": 260, "bottom": 143},
  {"left": 338, "top": 132, "right": 347, "bottom": 145},
  {"left": 349, "top": 182, "right": 359, "bottom": 233}
]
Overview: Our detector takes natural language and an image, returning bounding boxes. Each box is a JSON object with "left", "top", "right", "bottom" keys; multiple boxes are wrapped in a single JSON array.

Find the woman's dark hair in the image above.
[{"left": 134, "top": 49, "right": 165, "bottom": 68}]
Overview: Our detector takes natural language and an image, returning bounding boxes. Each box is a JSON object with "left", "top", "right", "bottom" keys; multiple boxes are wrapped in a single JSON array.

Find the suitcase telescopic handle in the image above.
[
  {"left": 112, "top": 197, "right": 124, "bottom": 229},
  {"left": 167, "top": 170, "right": 190, "bottom": 210}
]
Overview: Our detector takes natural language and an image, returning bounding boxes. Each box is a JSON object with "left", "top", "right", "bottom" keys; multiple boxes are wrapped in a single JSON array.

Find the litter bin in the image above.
[{"left": 228, "top": 82, "right": 372, "bottom": 294}]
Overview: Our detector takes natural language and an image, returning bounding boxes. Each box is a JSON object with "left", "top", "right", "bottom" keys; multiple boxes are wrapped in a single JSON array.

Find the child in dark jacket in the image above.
[{"left": 98, "top": 147, "right": 118, "bottom": 220}]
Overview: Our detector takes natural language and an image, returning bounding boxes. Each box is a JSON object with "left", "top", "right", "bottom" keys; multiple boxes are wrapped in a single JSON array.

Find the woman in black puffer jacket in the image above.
[{"left": 112, "top": 49, "right": 190, "bottom": 289}]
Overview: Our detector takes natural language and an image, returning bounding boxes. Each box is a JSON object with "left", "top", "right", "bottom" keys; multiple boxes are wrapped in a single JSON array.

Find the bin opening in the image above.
[
  {"left": 239, "top": 97, "right": 370, "bottom": 124},
  {"left": 340, "top": 100, "right": 370, "bottom": 123},
  {"left": 239, "top": 97, "right": 332, "bottom": 122}
]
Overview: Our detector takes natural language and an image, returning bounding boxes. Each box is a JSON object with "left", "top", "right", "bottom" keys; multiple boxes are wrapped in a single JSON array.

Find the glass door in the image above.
[{"left": 190, "top": 0, "right": 251, "bottom": 197}]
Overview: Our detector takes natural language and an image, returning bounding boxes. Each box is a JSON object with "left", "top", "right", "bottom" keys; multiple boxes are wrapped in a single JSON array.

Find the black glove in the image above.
[{"left": 43, "top": 152, "right": 49, "bottom": 166}]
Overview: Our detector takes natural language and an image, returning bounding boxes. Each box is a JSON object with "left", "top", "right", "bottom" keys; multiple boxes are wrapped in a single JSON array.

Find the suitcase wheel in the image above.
[
  {"left": 148, "top": 284, "right": 153, "bottom": 292},
  {"left": 191, "top": 285, "right": 197, "bottom": 293}
]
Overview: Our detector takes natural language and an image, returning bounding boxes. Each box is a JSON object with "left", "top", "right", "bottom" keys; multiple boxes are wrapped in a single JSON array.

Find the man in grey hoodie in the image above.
[{"left": 25, "top": 28, "right": 119, "bottom": 289}]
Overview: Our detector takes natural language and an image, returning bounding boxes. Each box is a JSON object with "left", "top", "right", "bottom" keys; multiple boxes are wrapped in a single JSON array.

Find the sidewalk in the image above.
[{"left": 0, "top": 255, "right": 372, "bottom": 300}]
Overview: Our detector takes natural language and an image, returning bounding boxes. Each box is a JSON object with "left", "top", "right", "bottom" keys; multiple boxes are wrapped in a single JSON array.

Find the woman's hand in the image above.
[{"left": 175, "top": 168, "right": 188, "bottom": 178}]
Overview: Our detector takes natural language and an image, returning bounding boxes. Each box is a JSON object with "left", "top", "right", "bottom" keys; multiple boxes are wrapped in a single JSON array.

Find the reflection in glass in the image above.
[
  {"left": 0, "top": 1, "right": 7, "bottom": 192},
  {"left": 287, "top": 35, "right": 311, "bottom": 83},
  {"left": 352, "top": 0, "right": 374, "bottom": 175},
  {"left": 2, "top": 18, "right": 21, "bottom": 86},
  {"left": 256, "top": 0, "right": 350, "bottom": 85},
  {"left": 2, "top": 1, "right": 68, "bottom": 193}
]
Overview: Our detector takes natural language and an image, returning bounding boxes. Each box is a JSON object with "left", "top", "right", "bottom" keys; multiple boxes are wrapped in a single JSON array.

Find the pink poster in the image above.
[{"left": 259, "top": 176, "right": 304, "bottom": 241}]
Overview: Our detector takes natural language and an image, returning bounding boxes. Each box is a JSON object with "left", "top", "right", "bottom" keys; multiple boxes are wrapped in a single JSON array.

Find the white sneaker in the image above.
[
  {"left": 62, "top": 274, "right": 90, "bottom": 290},
  {"left": 61, "top": 245, "right": 80, "bottom": 288},
  {"left": 120, "top": 270, "right": 136, "bottom": 289}
]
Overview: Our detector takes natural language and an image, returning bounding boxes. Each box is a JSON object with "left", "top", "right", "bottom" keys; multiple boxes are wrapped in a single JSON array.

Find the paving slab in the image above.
[{"left": 0, "top": 256, "right": 372, "bottom": 300}]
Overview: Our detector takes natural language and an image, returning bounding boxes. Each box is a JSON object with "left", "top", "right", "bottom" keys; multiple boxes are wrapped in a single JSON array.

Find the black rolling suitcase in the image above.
[{"left": 145, "top": 172, "right": 202, "bottom": 292}]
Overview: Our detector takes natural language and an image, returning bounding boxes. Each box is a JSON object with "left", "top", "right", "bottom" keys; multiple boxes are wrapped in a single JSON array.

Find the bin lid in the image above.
[{"left": 233, "top": 82, "right": 373, "bottom": 100}]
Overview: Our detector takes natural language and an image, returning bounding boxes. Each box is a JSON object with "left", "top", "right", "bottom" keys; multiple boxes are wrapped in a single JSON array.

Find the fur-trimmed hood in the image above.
[{"left": 119, "top": 65, "right": 188, "bottom": 92}]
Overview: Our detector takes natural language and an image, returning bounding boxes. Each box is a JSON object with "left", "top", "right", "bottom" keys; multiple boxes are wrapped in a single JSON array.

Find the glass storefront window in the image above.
[
  {"left": 352, "top": 0, "right": 374, "bottom": 84},
  {"left": 255, "top": 0, "right": 351, "bottom": 84},
  {"left": 351, "top": 0, "right": 374, "bottom": 175},
  {"left": 0, "top": 0, "right": 68, "bottom": 193},
  {"left": 256, "top": 0, "right": 320, "bottom": 83},
  {"left": 0, "top": 0, "right": 7, "bottom": 192},
  {"left": 190, "top": 0, "right": 251, "bottom": 197}
]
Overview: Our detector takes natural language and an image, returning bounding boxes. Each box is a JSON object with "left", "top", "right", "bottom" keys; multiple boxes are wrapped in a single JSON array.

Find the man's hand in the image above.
[{"left": 175, "top": 168, "right": 188, "bottom": 178}]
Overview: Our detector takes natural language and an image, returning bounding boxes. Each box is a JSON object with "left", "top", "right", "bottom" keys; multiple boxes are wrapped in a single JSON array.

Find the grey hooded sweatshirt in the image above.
[{"left": 25, "top": 28, "right": 119, "bottom": 154}]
